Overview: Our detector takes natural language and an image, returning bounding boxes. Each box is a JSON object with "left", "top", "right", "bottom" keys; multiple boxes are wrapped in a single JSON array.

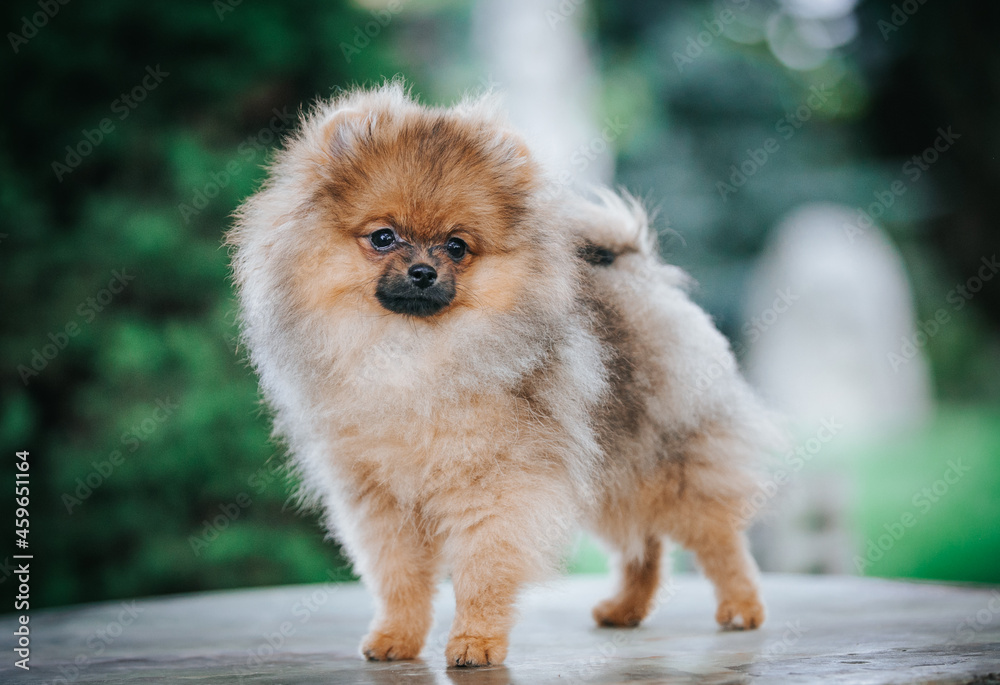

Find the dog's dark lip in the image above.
[{"left": 375, "top": 291, "right": 452, "bottom": 317}]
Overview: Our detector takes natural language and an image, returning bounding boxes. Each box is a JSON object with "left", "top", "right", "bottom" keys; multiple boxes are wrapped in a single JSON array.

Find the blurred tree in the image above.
[
  {"left": 861, "top": 0, "right": 1000, "bottom": 399},
  {"left": 590, "top": 0, "right": 999, "bottom": 403},
  {"left": 0, "top": 0, "right": 407, "bottom": 608}
]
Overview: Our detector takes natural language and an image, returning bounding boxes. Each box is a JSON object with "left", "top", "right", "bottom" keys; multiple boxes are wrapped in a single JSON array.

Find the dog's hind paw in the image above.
[
  {"left": 592, "top": 597, "right": 649, "bottom": 627},
  {"left": 716, "top": 595, "right": 765, "bottom": 630}
]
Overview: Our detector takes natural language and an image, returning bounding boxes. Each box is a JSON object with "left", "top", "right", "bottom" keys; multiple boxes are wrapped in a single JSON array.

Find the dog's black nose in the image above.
[{"left": 408, "top": 263, "right": 437, "bottom": 289}]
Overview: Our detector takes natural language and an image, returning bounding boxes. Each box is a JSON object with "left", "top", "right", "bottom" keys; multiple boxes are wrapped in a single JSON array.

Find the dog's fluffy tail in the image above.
[{"left": 563, "top": 187, "right": 659, "bottom": 266}]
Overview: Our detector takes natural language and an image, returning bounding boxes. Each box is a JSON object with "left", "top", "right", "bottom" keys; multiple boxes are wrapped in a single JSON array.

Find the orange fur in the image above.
[{"left": 227, "top": 82, "right": 780, "bottom": 667}]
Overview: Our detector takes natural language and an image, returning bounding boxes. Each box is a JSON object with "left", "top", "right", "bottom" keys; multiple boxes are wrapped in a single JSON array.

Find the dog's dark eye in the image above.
[
  {"left": 445, "top": 237, "right": 467, "bottom": 261},
  {"left": 369, "top": 228, "right": 397, "bottom": 250}
]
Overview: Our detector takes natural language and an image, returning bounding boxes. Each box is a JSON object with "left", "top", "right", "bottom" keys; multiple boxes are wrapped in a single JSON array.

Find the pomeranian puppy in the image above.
[{"left": 228, "top": 82, "right": 778, "bottom": 667}]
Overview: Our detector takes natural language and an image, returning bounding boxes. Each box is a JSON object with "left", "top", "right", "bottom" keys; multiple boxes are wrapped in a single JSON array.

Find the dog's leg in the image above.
[
  {"left": 356, "top": 505, "right": 441, "bottom": 661},
  {"left": 675, "top": 517, "right": 764, "bottom": 630},
  {"left": 445, "top": 541, "right": 520, "bottom": 667},
  {"left": 443, "top": 479, "right": 571, "bottom": 667},
  {"left": 592, "top": 536, "right": 663, "bottom": 627}
]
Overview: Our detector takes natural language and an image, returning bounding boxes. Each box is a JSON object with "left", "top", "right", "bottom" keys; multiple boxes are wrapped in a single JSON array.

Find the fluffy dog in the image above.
[{"left": 227, "top": 82, "right": 778, "bottom": 667}]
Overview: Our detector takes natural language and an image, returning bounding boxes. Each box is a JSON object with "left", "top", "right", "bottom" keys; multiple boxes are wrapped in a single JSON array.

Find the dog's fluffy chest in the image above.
[{"left": 326, "top": 391, "right": 543, "bottom": 505}]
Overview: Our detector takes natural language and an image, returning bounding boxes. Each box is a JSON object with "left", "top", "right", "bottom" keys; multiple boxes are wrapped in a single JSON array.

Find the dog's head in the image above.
[{"left": 271, "top": 84, "right": 559, "bottom": 324}]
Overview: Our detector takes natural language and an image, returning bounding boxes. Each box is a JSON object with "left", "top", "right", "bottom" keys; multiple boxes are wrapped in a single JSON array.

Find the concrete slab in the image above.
[{"left": 3, "top": 574, "right": 998, "bottom": 684}]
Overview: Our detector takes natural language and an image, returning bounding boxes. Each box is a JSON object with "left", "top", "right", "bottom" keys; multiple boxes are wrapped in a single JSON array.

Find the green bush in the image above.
[{"left": 1, "top": 0, "right": 406, "bottom": 608}]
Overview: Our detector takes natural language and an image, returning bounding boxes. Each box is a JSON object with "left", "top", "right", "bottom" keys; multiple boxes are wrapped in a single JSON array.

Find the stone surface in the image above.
[{"left": 3, "top": 574, "right": 999, "bottom": 684}]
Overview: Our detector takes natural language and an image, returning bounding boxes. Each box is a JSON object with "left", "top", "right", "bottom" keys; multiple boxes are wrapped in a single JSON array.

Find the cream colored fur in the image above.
[{"left": 228, "top": 82, "right": 780, "bottom": 667}]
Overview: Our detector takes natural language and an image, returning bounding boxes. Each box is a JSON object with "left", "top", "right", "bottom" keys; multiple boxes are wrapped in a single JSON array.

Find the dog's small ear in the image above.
[{"left": 319, "top": 106, "right": 374, "bottom": 155}]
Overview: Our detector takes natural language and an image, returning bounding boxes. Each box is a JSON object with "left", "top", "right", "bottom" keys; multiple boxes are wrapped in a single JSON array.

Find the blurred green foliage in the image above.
[
  {"left": 0, "top": 0, "right": 415, "bottom": 608},
  {"left": 851, "top": 407, "right": 1000, "bottom": 583}
]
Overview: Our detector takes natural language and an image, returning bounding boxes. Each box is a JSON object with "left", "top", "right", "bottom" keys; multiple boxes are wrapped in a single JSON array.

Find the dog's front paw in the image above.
[
  {"left": 445, "top": 634, "right": 507, "bottom": 667},
  {"left": 361, "top": 630, "right": 422, "bottom": 661},
  {"left": 592, "top": 597, "right": 649, "bottom": 627},
  {"left": 716, "top": 595, "right": 765, "bottom": 630}
]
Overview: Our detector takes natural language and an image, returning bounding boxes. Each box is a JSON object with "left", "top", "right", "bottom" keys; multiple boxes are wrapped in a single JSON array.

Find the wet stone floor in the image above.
[{"left": 3, "top": 574, "right": 999, "bottom": 684}]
